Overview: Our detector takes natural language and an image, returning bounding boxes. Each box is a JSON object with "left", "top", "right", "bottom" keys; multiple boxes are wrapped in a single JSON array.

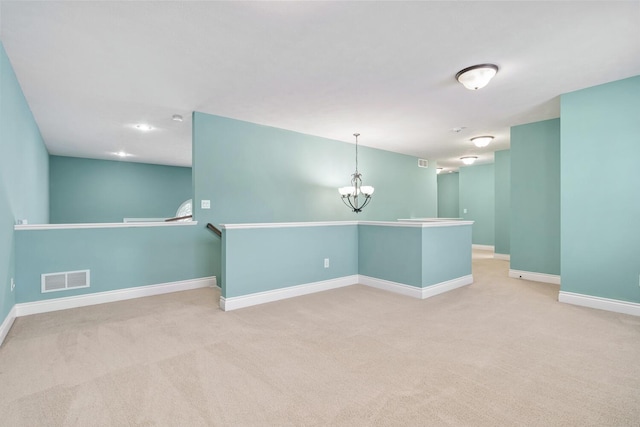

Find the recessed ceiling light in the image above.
[
  {"left": 471, "top": 136, "right": 494, "bottom": 148},
  {"left": 460, "top": 156, "right": 478, "bottom": 165},
  {"left": 135, "top": 123, "right": 153, "bottom": 131},
  {"left": 172, "top": 114, "right": 183, "bottom": 122},
  {"left": 456, "top": 64, "right": 499, "bottom": 90}
]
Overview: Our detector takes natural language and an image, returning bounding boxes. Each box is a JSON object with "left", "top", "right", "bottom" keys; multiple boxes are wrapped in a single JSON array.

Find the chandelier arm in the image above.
[
  {"left": 340, "top": 197, "right": 354, "bottom": 211},
  {"left": 359, "top": 195, "right": 372, "bottom": 211}
]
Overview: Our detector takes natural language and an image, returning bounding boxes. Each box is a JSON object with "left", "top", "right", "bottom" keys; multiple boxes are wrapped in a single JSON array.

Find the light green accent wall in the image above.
[
  {"left": 0, "top": 42, "right": 49, "bottom": 322},
  {"left": 49, "top": 155, "right": 192, "bottom": 224},
  {"left": 437, "top": 172, "right": 459, "bottom": 218},
  {"left": 358, "top": 224, "right": 472, "bottom": 288},
  {"left": 494, "top": 150, "right": 511, "bottom": 255},
  {"left": 510, "top": 118, "right": 560, "bottom": 275},
  {"left": 459, "top": 164, "right": 495, "bottom": 246},
  {"left": 561, "top": 75, "right": 640, "bottom": 302},
  {"left": 223, "top": 225, "right": 358, "bottom": 298},
  {"left": 193, "top": 112, "right": 437, "bottom": 282},
  {"left": 15, "top": 225, "right": 213, "bottom": 303},
  {"left": 193, "top": 112, "right": 437, "bottom": 226}
]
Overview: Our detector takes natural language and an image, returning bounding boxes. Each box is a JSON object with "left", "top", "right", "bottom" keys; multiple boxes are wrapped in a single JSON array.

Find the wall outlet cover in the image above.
[{"left": 201, "top": 200, "right": 211, "bottom": 209}]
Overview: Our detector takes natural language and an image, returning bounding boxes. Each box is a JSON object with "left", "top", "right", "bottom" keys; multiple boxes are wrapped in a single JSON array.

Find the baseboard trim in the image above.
[
  {"left": 558, "top": 291, "right": 640, "bottom": 317},
  {"left": 220, "top": 275, "right": 358, "bottom": 311},
  {"left": 15, "top": 276, "right": 217, "bottom": 317},
  {"left": 0, "top": 305, "right": 17, "bottom": 347},
  {"left": 421, "top": 275, "right": 474, "bottom": 299},
  {"left": 358, "top": 275, "right": 422, "bottom": 298},
  {"left": 472, "top": 244, "right": 494, "bottom": 251},
  {"left": 494, "top": 253, "right": 510, "bottom": 261},
  {"left": 509, "top": 269, "right": 560, "bottom": 285}
]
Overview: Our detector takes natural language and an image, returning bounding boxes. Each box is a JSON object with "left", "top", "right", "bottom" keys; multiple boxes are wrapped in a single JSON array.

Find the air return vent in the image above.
[
  {"left": 418, "top": 159, "right": 429, "bottom": 168},
  {"left": 41, "top": 270, "right": 90, "bottom": 293}
]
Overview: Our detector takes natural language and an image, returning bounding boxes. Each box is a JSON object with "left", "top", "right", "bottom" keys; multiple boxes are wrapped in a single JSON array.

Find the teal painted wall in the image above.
[
  {"left": 494, "top": 150, "right": 511, "bottom": 255},
  {"left": 358, "top": 225, "right": 423, "bottom": 287},
  {"left": 193, "top": 112, "right": 437, "bottom": 283},
  {"left": 50, "top": 156, "right": 192, "bottom": 224},
  {"left": 510, "top": 119, "right": 561, "bottom": 275},
  {"left": 15, "top": 225, "right": 213, "bottom": 303},
  {"left": 561, "top": 76, "right": 640, "bottom": 302},
  {"left": 0, "top": 43, "right": 49, "bottom": 322},
  {"left": 358, "top": 224, "right": 472, "bottom": 288},
  {"left": 459, "top": 164, "right": 495, "bottom": 246},
  {"left": 193, "top": 112, "right": 437, "bottom": 226},
  {"left": 223, "top": 225, "right": 358, "bottom": 298},
  {"left": 437, "top": 172, "right": 459, "bottom": 218}
]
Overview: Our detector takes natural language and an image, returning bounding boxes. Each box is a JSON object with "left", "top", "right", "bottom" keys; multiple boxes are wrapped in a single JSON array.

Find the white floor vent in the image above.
[
  {"left": 41, "top": 270, "right": 90, "bottom": 293},
  {"left": 418, "top": 159, "right": 429, "bottom": 168}
]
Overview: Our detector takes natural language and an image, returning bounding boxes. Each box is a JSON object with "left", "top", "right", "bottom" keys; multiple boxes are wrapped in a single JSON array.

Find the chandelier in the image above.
[{"left": 338, "top": 133, "right": 374, "bottom": 213}]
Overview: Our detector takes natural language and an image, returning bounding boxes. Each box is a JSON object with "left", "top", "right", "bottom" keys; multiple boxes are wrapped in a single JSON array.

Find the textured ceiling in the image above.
[{"left": 1, "top": 1, "right": 639, "bottom": 170}]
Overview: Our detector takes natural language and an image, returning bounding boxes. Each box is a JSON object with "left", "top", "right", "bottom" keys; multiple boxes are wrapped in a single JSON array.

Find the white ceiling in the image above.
[{"left": 1, "top": 1, "right": 639, "bottom": 170}]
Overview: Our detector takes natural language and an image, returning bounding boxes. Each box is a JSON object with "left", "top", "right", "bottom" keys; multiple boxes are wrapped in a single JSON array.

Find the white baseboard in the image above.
[
  {"left": 494, "top": 253, "right": 510, "bottom": 261},
  {"left": 509, "top": 269, "right": 560, "bottom": 285},
  {"left": 472, "top": 244, "right": 494, "bottom": 251},
  {"left": 15, "top": 276, "right": 216, "bottom": 317},
  {"left": 559, "top": 291, "right": 640, "bottom": 317},
  {"left": 358, "top": 275, "right": 423, "bottom": 298},
  {"left": 220, "top": 275, "right": 358, "bottom": 311},
  {"left": 355, "top": 274, "right": 473, "bottom": 300},
  {"left": 420, "top": 275, "right": 474, "bottom": 299},
  {"left": 0, "top": 305, "right": 17, "bottom": 347}
]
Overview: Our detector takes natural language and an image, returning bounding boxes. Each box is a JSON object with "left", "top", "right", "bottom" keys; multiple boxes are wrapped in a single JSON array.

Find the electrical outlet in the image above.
[
  {"left": 11, "top": 278, "right": 15, "bottom": 292},
  {"left": 201, "top": 200, "right": 211, "bottom": 209},
  {"left": 324, "top": 258, "right": 330, "bottom": 268},
  {"left": 463, "top": 208, "right": 468, "bottom": 214}
]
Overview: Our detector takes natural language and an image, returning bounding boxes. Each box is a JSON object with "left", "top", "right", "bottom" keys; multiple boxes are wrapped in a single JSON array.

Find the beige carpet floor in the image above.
[{"left": 1, "top": 251, "right": 639, "bottom": 426}]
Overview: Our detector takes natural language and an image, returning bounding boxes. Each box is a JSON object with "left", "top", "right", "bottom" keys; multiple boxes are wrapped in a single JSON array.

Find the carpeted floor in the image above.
[{"left": 1, "top": 251, "right": 639, "bottom": 426}]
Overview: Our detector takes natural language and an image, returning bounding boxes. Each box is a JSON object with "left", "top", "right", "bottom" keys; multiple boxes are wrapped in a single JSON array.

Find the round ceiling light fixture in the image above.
[
  {"left": 135, "top": 123, "right": 153, "bottom": 131},
  {"left": 460, "top": 156, "right": 478, "bottom": 165},
  {"left": 471, "top": 135, "right": 494, "bottom": 148},
  {"left": 172, "top": 114, "right": 183, "bottom": 122},
  {"left": 437, "top": 168, "right": 444, "bottom": 174},
  {"left": 456, "top": 64, "right": 498, "bottom": 90},
  {"left": 116, "top": 151, "right": 129, "bottom": 157}
]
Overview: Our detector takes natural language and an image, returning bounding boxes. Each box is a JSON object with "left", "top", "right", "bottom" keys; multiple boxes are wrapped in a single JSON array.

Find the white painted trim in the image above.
[
  {"left": 420, "top": 275, "right": 474, "bottom": 299},
  {"left": 357, "top": 275, "right": 423, "bottom": 298},
  {"left": 15, "top": 276, "right": 216, "bottom": 316},
  {"left": 361, "top": 220, "right": 474, "bottom": 228},
  {"left": 0, "top": 306, "right": 17, "bottom": 347},
  {"left": 509, "top": 269, "right": 561, "bottom": 285},
  {"left": 559, "top": 291, "right": 640, "bottom": 317},
  {"left": 220, "top": 275, "right": 358, "bottom": 311},
  {"left": 358, "top": 274, "right": 473, "bottom": 299},
  {"left": 15, "top": 221, "right": 197, "bottom": 230},
  {"left": 472, "top": 244, "right": 494, "bottom": 251},
  {"left": 221, "top": 220, "right": 473, "bottom": 230},
  {"left": 397, "top": 218, "right": 463, "bottom": 221},
  {"left": 494, "top": 253, "right": 511, "bottom": 261},
  {"left": 123, "top": 217, "right": 168, "bottom": 223},
  {"left": 221, "top": 221, "right": 358, "bottom": 230}
]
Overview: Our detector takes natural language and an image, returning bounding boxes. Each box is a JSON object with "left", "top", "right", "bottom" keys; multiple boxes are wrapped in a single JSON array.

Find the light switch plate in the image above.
[{"left": 201, "top": 200, "right": 211, "bottom": 209}]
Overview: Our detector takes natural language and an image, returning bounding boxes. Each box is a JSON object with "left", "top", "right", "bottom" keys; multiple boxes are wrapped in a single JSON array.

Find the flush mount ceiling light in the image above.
[
  {"left": 455, "top": 64, "right": 498, "bottom": 90},
  {"left": 339, "top": 133, "right": 374, "bottom": 213},
  {"left": 116, "top": 151, "right": 129, "bottom": 157},
  {"left": 461, "top": 156, "right": 478, "bottom": 165},
  {"left": 437, "top": 168, "right": 443, "bottom": 174},
  {"left": 135, "top": 123, "right": 153, "bottom": 131},
  {"left": 471, "top": 136, "right": 494, "bottom": 148},
  {"left": 172, "top": 114, "right": 183, "bottom": 122}
]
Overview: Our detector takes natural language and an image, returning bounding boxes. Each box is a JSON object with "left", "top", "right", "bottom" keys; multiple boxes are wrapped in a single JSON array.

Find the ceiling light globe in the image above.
[
  {"left": 471, "top": 136, "right": 494, "bottom": 147},
  {"left": 456, "top": 64, "right": 498, "bottom": 90},
  {"left": 460, "top": 156, "right": 478, "bottom": 165}
]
